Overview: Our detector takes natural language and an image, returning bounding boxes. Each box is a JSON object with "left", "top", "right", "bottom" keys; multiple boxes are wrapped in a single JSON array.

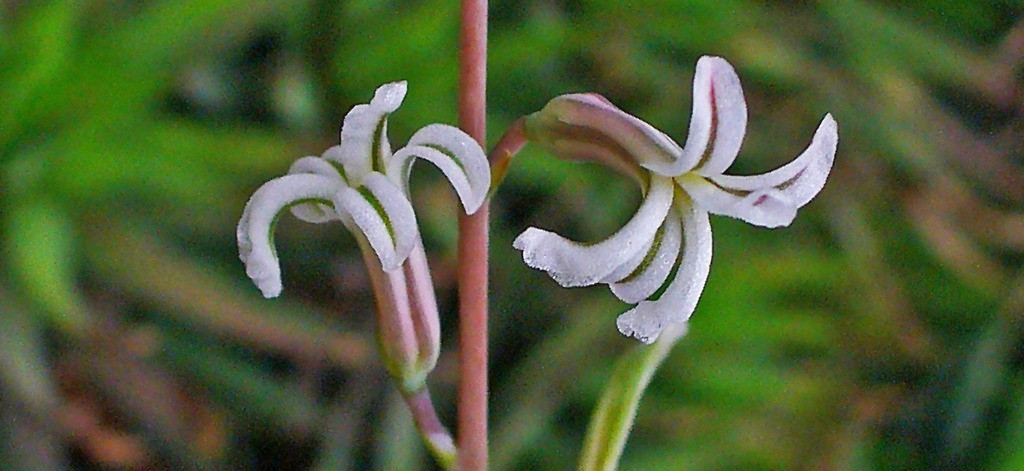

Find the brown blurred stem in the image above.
[{"left": 456, "top": 0, "right": 489, "bottom": 469}]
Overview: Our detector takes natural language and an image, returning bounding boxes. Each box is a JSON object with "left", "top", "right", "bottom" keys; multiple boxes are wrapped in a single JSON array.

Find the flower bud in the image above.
[
  {"left": 359, "top": 236, "right": 439, "bottom": 394},
  {"left": 523, "top": 93, "right": 682, "bottom": 185}
]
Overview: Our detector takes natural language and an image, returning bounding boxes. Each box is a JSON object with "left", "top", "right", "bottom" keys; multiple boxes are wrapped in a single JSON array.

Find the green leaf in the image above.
[
  {"left": 157, "top": 329, "right": 319, "bottom": 434},
  {"left": 821, "top": 0, "right": 986, "bottom": 88},
  {"left": 577, "top": 326, "right": 684, "bottom": 471},
  {"left": 0, "top": 0, "right": 79, "bottom": 144},
  {"left": 3, "top": 197, "right": 88, "bottom": 333},
  {"left": 83, "top": 221, "right": 372, "bottom": 369}
]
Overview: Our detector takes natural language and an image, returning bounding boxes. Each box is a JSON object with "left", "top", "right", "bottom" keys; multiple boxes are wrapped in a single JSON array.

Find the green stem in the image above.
[{"left": 577, "top": 323, "right": 688, "bottom": 471}]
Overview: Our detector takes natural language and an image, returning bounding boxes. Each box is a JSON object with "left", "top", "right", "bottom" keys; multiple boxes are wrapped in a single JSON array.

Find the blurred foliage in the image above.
[{"left": 0, "top": 0, "right": 1022, "bottom": 469}]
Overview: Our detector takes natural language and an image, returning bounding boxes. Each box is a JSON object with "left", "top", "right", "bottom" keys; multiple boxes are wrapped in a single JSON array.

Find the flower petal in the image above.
[
  {"left": 387, "top": 123, "right": 490, "bottom": 214},
  {"left": 330, "top": 81, "right": 407, "bottom": 184},
  {"left": 287, "top": 155, "right": 346, "bottom": 223},
  {"left": 692, "top": 57, "right": 748, "bottom": 176},
  {"left": 525, "top": 93, "right": 679, "bottom": 181},
  {"left": 332, "top": 171, "right": 418, "bottom": 271},
  {"left": 513, "top": 174, "right": 674, "bottom": 287},
  {"left": 678, "top": 176, "right": 798, "bottom": 228},
  {"left": 678, "top": 114, "right": 837, "bottom": 228},
  {"left": 237, "top": 174, "right": 343, "bottom": 298},
  {"left": 616, "top": 200, "right": 712, "bottom": 344},
  {"left": 646, "top": 56, "right": 748, "bottom": 177},
  {"left": 609, "top": 207, "right": 683, "bottom": 303},
  {"left": 600, "top": 231, "right": 656, "bottom": 283},
  {"left": 709, "top": 114, "right": 838, "bottom": 206}
]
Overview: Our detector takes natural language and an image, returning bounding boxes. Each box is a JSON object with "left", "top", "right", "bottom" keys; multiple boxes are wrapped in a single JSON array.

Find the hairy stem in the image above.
[{"left": 456, "top": 0, "right": 489, "bottom": 469}]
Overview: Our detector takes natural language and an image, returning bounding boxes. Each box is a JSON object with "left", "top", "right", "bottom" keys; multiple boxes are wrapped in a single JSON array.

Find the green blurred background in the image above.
[{"left": 1, "top": 0, "right": 1022, "bottom": 469}]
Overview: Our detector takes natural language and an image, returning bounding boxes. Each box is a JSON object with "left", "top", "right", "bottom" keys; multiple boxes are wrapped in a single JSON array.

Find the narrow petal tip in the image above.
[
  {"left": 615, "top": 305, "right": 665, "bottom": 344},
  {"left": 397, "top": 124, "right": 491, "bottom": 215},
  {"left": 236, "top": 174, "right": 341, "bottom": 299},
  {"left": 512, "top": 227, "right": 604, "bottom": 287},
  {"left": 373, "top": 81, "right": 408, "bottom": 113},
  {"left": 245, "top": 262, "right": 282, "bottom": 298}
]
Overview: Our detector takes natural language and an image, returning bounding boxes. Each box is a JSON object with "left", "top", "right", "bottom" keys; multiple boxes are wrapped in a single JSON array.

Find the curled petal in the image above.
[
  {"left": 710, "top": 114, "right": 838, "bottom": 206},
  {"left": 679, "top": 114, "right": 838, "bottom": 228},
  {"left": 387, "top": 124, "right": 490, "bottom": 214},
  {"left": 287, "top": 156, "right": 346, "bottom": 223},
  {"left": 513, "top": 175, "right": 674, "bottom": 287},
  {"left": 617, "top": 201, "right": 712, "bottom": 344},
  {"left": 647, "top": 56, "right": 748, "bottom": 177},
  {"left": 609, "top": 208, "right": 683, "bottom": 303},
  {"left": 237, "top": 174, "right": 343, "bottom": 298},
  {"left": 524, "top": 93, "right": 677, "bottom": 182},
  {"left": 333, "top": 172, "right": 418, "bottom": 271},
  {"left": 600, "top": 231, "right": 656, "bottom": 284},
  {"left": 331, "top": 81, "right": 408, "bottom": 184}
]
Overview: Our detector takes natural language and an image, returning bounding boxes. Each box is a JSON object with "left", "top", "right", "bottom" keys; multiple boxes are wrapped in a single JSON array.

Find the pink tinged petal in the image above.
[
  {"left": 649, "top": 56, "right": 748, "bottom": 177},
  {"left": 616, "top": 201, "right": 712, "bottom": 344},
  {"left": 287, "top": 156, "right": 346, "bottom": 223},
  {"left": 356, "top": 234, "right": 420, "bottom": 387},
  {"left": 678, "top": 176, "right": 798, "bottom": 228},
  {"left": 387, "top": 123, "right": 490, "bottom": 214},
  {"left": 679, "top": 114, "right": 838, "bottom": 228},
  {"left": 332, "top": 81, "right": 408, "bottom": 185},
  {"left": 512, "top": 174, "right": 675, "bottom": 288},
  {"left": 709, "top": 114, "right": 838, "bottom": 207},
  {"left": 526, "top": 93, "right": 680, "bottom": 180},
  {"left": 236, "top": 174, "right": 343, "bottom": 298},
  {"left": 332, "top": 171, "right": 419, "bottom": 272},
  {"left": 403, "top": 240, "right": 442, "bottom": 372},
  {"left": 609, "top": 208, "right": 683, "bottom": 303},
  {"left": 692, "top": 56, "right": 748, "bottom": 176}
]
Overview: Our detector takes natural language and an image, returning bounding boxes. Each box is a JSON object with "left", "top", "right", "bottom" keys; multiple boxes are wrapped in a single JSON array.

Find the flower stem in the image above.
[
  {"left": 405, "top": 387, "right": 457, "bottom": 468},
  {"left": 487, "top": 117, "right": 527, "bottom": 196},
  {"left": 457, "top": 0, "right": 489, "bottom": 469},
  {"left": 358, "top": 235, "right": 455, "bottom": 467},
  {"left": 577, "top": 323, "right": 688, "bottom": 471}
]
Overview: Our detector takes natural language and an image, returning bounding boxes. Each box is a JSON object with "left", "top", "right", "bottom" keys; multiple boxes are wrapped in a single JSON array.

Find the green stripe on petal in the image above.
[
  {"left": 610, "top": 207, "right": 683, "bottom": 304},
  {"left": 616, "top": 200, "right": 711, "bottom": 344},
  {"left": 333, "top": 172, "right": 418, "bottom": 271},
  {"left": 387, "top": 123, "right": 490, "bottom": 215},
  {"left": 513, "top": 175, "right": 674, "bottom": 288},
  {"left": 287, "top": 156, "right": 345, "bottom": 223},
  {"left": 600, "top": 227, "right": 657, "bottom": 284},
  {"left": 237, "top": 174, "right": 344, "bottom": 298},
  {"left": 332, "top": 81, "right": 407, "bottom": 185}
]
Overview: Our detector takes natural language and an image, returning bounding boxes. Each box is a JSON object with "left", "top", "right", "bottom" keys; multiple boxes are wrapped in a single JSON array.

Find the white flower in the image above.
[
  {"left": 514, "top": 56, "right": 838, "bottom": 344},
  {"left": 237, "top": 81, "right": 490, "bottom": 298}
]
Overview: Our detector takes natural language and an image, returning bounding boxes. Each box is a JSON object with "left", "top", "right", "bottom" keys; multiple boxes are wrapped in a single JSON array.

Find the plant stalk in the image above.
[
  {"left": 577, "top": 323, "right": 688, "bottom": 471},
  {"left": 456, "top": 0, "right": 489, "bottom": 469}
]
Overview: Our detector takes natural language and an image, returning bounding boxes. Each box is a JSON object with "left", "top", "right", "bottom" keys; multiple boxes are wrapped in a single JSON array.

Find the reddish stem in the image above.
[
  {"left": 487, "top": 117, "right": 527, "bottom": 192},
  {"left": 457, "top": 0, "right": 489, "bottom": 469}
]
